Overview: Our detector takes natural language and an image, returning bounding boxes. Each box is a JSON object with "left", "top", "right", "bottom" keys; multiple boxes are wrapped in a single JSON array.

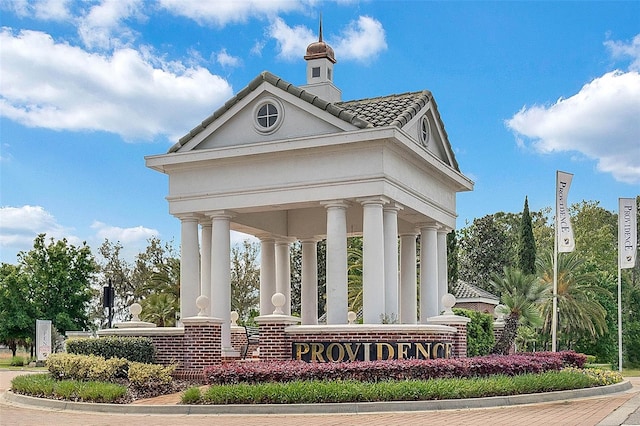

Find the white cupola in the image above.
[{"left": 300, "top": 19, "right": 341, "bottom": 103}]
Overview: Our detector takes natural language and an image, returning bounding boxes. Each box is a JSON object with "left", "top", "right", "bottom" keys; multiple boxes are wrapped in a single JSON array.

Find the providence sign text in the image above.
[{"left": 293, "top": 341, "right": 453, "bottom": 362}]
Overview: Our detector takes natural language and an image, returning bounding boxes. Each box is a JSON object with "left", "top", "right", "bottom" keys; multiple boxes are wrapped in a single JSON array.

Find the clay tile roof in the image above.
[
  {"left": 451, "top": 280, "right": 499, "bottom": 302},
  {"left": 336, "top": 91, "right": 431, "bottom": 128}
]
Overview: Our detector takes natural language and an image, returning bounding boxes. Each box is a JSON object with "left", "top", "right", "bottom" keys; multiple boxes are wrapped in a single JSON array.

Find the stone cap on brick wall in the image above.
[{"left": 284, "top": 324, "right": 457, "bottom": 334}]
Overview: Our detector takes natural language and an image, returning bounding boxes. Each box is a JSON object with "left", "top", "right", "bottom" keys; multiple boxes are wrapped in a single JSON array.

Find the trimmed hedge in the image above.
[
  {"left": 46, "top": 353, "right": 175, "bottom": 387},
  {"left": 453, "top": 308, "right": 494, "bottom": 356},
  {"left": 47, "top": 353, "right": 128, "bottom": 381},
  {"left": 66, "top": 336, "right": 155, "bottom": 363},
  {"left": 204, "top": 351, "right": 586, "bottom": 385}
]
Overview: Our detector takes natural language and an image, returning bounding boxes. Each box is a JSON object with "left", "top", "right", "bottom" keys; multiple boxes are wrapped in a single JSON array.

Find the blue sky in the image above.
[{"left": 1, "top": 0, "right": 639, "bottom": 264}]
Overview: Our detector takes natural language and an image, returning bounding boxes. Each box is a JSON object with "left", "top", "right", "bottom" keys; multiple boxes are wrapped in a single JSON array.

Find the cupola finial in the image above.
[{"left": 319, "top": 13, "right": 323, "bottom": 42}]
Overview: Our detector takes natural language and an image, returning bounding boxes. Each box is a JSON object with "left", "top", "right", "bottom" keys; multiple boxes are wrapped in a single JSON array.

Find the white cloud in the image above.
[
  {"left": 0, "top": 28, "right": 233, "bottom": 141},
  {"left": 268, "top": 17, "right": 316, "bottom": 61},
  {"left": 605, "top": 34, "right": 640, "bottom": 72},
  {"left": 332, "top": 16, "right": 387, "bottom": 62},
  {"left": 0, "top": 205, "right": 81, "bottom": 262},
  {"left": 91, "top": 221, "right": 158, "bottom": 245},
  {"left": 267, "top": 16, "right": 388, "bottom": 63},
  {"left": 216, "top": 48, "right": 242, "bottom": 68},
  {"left": 158, "top": 0, "right": 308, "bottom": 27},
  {"left": 77, "top": 0, "right": 144, "bottom": 50},
  {"left": 0, "top": 0, "right": 71, "bottom": 21},
  {"left": 506, "top": 70, "right": 640, "bottom": 184}
]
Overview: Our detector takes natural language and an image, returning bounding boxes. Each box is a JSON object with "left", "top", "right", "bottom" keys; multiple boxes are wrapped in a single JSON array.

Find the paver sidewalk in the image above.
[{"left": 2, "top": 370, "right": 639, "bottom": 426}]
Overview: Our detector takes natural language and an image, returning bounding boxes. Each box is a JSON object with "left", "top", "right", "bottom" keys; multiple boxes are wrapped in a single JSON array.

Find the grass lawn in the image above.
[{"left": 0, "top": 348, "right": 44, "bottom": 370}]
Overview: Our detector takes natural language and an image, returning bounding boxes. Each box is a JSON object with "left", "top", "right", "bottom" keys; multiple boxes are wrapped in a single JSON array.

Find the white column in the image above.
[
  {"left": 275, "top": 240, "right": 291, "bottom": 316},
  {"left": 383, "top": 204, "right": 401, "bottom": 321},
  {"left": 400, "top": 232, "right": 418, "bottom": 324},
  {"left": 323, "top": 201, "right": 349, "bottom": 324},
  {"left": 259, "top": 238, "right": 276, "bottom": 315},
  {"left": 361, "top": 198, "right": 386, "bottom": 324},
  {"left": 301, "top": 239, "right": 319, "bottom": 325},
  {"left": 209, "top": 212, "right": 234, "bottom": 353},
  {"left": 437, "top": 227, "right": 449, "bottom": 313},
  {"left": 200, "top": 220, "right": 212, "bottom": 315},
  {"left": 178, "top": 214, "right": 200, "bottom": 320},
  {"left": 420, "top": 224, "right": 439, "bottom": 322}
]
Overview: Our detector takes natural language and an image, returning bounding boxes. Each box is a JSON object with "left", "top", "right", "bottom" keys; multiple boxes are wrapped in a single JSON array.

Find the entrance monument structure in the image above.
[{"left": 135, "top": 29, "right": 473, "bottom": 369}]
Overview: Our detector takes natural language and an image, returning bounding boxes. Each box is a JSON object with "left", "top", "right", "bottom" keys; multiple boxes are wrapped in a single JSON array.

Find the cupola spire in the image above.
[{"left": 301, "top": 15, "right": 341, "bottom": 102}]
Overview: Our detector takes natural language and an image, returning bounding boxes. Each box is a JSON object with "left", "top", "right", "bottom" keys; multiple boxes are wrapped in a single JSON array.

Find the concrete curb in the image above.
[{"left": 1, "top": 380, "right": 632, "bottom": 415}]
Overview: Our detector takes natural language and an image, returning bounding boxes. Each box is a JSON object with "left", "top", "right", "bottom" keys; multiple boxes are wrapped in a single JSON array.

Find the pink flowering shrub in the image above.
[{"left": 204, "top": 351, "right": 585, "bottom": 385}]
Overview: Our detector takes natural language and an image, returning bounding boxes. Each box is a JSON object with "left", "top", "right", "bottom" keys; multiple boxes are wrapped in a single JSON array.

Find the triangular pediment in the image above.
[
  {"left": 338, "top": 92, "right": 459, "bottom": 170},
  {"left": 169, "top": 72, "right": 461, "bottom": 172},
  {"left": 170, "top": 72, "right": 369, "bottom": 153}
]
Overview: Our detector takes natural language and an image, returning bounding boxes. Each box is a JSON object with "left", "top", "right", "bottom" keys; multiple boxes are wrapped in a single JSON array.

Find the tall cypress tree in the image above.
[
  {"left": 447, "top": 230, "right": 459, "bottom": 286},
  {"left": 518, "top": 196, "right": 537, "bottom": 275}
]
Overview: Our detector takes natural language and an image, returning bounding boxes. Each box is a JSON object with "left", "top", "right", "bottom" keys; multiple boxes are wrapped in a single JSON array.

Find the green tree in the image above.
[
  {"left": 536, "top": 250, "right": 608, "bottom": 349},
  {"left": 92, "top": 239, "right": 133, "bottom": 327},
  {"left": 346, "top": 237, "right": 363, "bottom": 312},
  {"left": 447, "top": 230, "right": 458, "bottom": 284},
  {"left": 0, "top": 264, "right": 36, "bottom": 356},
  {"left": 140, "top": 293, "right": 178, "bottom": 326},
  {"left": 491, "top": 267, "right": 546, "bottom": 355},
  {"left": 459, "top": 215, "right": 514, "bottom": 292},
  {"left": 18, "top": 234, "right": 96, "bottom": 334},
  {"left": 230, "top": 240, "right": 260, "bottom": 323},
  {"left": 518, "top": 196, "right": 537, "bottom": 275}
]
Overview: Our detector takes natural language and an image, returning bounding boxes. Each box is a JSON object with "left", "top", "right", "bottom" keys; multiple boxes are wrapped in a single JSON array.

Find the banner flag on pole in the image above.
[
  {"left": 619, "top": 197, "right": 637, "bottom": 269},
  {"left": 556, "top": 171, "right": 575, "bottom": 253}
]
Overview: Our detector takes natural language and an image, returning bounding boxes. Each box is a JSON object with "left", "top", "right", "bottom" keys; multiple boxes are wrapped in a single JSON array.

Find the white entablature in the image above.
[{"left": 145, "top": 33, "right": 473, "bottom": 352}]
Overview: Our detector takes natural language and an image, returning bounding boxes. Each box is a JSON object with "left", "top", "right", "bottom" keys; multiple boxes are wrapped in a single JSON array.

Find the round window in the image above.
[
  {"left": 419, "top": 116, "right": 430, "bottom": 146},
  {"left": 253, "top": 98, "right": 284, "bottom": 134}
]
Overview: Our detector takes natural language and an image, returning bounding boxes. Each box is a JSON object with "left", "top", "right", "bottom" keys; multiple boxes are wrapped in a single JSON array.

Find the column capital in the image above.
[
  {"left": 399, "top": 230, "right": 419, "bottom": 237},
  {"left": 275, "top": 237, "right": 297, "bottom": 244},
  {"left": 383, "top": 202, "right": 403, "bottom": 213},
  {"left": 175, "top": 213, "right": 202, "bottom": 222},
  {"left": 321, "top": 200, "right": 350, "bottom": 209},
  {"left": 417, "top": 221, "right": 440, "bottom": 231},
  {"left": 204, "top": 210, "right": 236, "bottom": 220},
  {"left": 299, "top": 236, "right": 323, "bottom": 243},
  {"left": 357, "top": 196, "right": 390, "bottom": 206},
  {"left": 438, "top": 225, "right": 453, "bottom": 234},
  {"left": 199, "top": 218, "right": 213, "bottom": 227}
]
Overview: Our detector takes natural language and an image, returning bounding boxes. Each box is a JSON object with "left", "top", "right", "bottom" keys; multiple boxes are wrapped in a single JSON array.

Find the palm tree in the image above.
[
  {"left": 346, "top": 244, "right": 363, "bottom": 312},
  {"left": 536, "top": 250, "right": 608, "bottom": 349},
  {"left": 140, "top": 293, "right": 178, "bottom": 327},
  {"left": 491, "top": 267, "right": 547, "bottom": 355}
]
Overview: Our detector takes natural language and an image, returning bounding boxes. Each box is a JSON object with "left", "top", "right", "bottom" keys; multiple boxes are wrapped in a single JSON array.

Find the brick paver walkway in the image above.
[{"left": 2, "top": 370, "right": 639, "bottom": 426}]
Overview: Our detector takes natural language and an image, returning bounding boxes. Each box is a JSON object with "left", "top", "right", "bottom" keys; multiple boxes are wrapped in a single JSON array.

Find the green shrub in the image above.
[
  {"left": 128, "top": 361, "right": 175, "bottom": 386},
  {"left": 181, "top": 386, "right": 202, "bottom": 404},
  {"left": 9, "top": 356, "right": 25, "bottom": 366},
  {"left": 66, "top": 336, "right": 155, "bottom": 363},
  {"left": 453, "top": 308, "right": 495, "bottom": 356},
  {"left": 195, "top": 369, "right": 621, "bottom": 405},
  {"left": 75, "top": 381, "right": 127, "bottom": 402},
  {"left": 11, "top": 373, "right": 55, "bottom": 397},
  {"left": 47, "top": 353, "right": 128, "bottom": 381},
  {"left": 585, "top": 355, "right": 597, "bottom": 364}
]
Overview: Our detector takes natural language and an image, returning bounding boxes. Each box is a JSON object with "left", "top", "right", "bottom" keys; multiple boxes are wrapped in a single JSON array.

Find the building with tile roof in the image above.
[
  {"left": 146, "top": 31, "right": 473, "bottom": 356},
  {"left": 451, "top": 280, "right": 500, "bottom": 314}
]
